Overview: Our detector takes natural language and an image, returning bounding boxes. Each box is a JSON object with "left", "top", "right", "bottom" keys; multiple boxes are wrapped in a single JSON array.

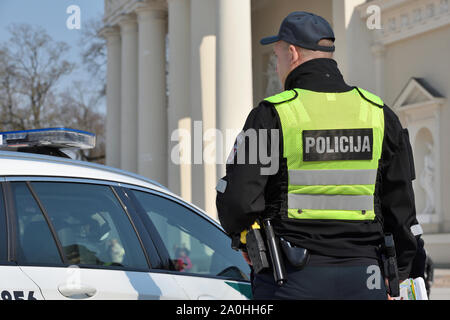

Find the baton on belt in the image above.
[{"left": 263, "top": 219, "right": 287, "bottom": 286}]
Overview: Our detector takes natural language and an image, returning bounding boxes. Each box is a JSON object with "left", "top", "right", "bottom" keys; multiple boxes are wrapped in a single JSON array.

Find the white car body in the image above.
[{"left": 0, "top": 151, "right": 251, "bottom": 300}]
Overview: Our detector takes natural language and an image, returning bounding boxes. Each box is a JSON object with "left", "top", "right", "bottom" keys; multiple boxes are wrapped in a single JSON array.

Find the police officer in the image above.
[{"left": 216, "top": 12, "right": 418, "bottom": 300}]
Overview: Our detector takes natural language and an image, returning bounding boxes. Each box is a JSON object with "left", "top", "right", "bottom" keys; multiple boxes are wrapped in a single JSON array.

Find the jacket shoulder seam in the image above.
[
  {"left": 264, "top": 89, "right": 298, "bottom": 105},
  {"left": 354, "top": 87, "right": 384, "bottom": 108}
]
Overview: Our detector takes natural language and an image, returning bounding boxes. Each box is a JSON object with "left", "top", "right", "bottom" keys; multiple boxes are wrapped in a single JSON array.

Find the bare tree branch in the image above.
[
  {"left": 1, "top": 24, "right": 75, "bottom": 129},
  {"left": 0, "top": 23, "right": 105, "bottom": 163},
  {"left": 78, "top": 17, "right": 107, "bottom": 98}
]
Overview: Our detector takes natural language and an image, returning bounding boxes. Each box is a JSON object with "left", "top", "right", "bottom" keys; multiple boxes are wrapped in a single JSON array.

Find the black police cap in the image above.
[{"left": 260, "top": 11, "right": 335, "bottom": 52}]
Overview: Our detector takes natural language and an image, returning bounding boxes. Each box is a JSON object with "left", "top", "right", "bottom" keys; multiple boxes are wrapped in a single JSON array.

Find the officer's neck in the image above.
[{"left": 284, "top": 58, "right": 352, "bottom": 93}]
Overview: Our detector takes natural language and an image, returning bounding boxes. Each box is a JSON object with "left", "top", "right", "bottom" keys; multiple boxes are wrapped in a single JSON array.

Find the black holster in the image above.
[
  {"left": 382, "top": 233, "right": 400, "bottom": 297},
  {"left": 246, "top": 228, "right": 270, "bottom": 274},
  {"left": 279, "top": 237, "right": 310, "bottom": 270}
]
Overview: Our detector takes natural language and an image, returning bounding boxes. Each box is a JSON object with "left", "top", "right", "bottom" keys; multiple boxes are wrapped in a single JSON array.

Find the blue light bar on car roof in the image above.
[{"left": 0, "top": 127, "right": 96, "bottom": 150}]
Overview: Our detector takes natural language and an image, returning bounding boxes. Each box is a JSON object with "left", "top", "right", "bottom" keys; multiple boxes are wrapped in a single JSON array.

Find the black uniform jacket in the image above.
[{"left": 216, "top": 58, "right": 418, "bottom": 280}]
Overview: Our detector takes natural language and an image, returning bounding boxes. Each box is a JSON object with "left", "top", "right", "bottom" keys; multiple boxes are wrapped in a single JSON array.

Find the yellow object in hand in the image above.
[{"left": 240, "top": 222, "right": 261, "bottom": 245}]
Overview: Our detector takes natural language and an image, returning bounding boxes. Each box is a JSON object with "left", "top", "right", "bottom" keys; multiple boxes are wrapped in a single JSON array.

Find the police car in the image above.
[{"left": 0, "top": 128, "right": 251, "bottom": 300}]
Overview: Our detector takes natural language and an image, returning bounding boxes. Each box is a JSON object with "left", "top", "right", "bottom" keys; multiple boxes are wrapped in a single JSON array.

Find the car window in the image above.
[
  {"left": 131, "top": 190, "right": 250, "bottom": 281},
  {"left": 0, "top": 185, "right": 7, "bottom": 262},
  {"left": 11, "top": 182, "right": 62, "bottom": 265},
  {"left": 30, "top": 182, "right": 148, "bottom": 270}
]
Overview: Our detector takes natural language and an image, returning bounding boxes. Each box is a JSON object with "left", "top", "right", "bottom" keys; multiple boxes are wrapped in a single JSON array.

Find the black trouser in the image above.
[{"left": 252, "top": 260, "right": 388, "bottom": 300}]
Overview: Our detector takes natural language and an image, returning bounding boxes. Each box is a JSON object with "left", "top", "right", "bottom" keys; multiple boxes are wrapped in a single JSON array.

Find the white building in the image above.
[{"left": 102, "top": 0, "right": 450, "bottom": 264}]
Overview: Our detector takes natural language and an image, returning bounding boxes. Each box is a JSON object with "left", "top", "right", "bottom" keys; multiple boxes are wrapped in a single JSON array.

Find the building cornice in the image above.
[
  {"left": 104, "top": 0, "right": 167, "bottom": 26},
  {"left": 357, "top": 0, "right": 450, "bottom": 45},
  {"left": 99, "top": 25, "right": 120, "bottom": 38},
  {"left": 357, "top": 0, "right": 410, "bottom": 18},
  {"left": 371, "top": 42, "right": 386, "bottom": 56}
]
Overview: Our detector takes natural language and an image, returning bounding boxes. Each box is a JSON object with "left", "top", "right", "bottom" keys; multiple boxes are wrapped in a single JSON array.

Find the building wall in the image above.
[
  {"left": 103, "top": 0, "right": 450, "bottom": 265},
  {"left": 384, "top": 25, "right": 450, "bottom": 232},
  {"left": 384, "top": 26, "right": 450, "bottom": 107},
  {"left": 340, "top": 0, "right": 378, "bottom": 93}
]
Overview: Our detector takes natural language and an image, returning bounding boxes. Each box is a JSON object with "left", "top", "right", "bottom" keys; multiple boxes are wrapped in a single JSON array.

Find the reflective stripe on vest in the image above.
[
  {"left": 267, "top": 88, "right": 385, "bottom": 221},
  {"left": 287, "top": 194, "right": 374, "bottom": 211},
  {"left": 289, "top": 169, "right": 378, "bottom": 186}
]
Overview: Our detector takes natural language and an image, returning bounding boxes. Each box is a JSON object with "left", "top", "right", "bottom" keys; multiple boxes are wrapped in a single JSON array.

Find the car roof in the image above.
[
  {"left": 0, "top": 150, "right": 167, "bottom": 190},
  {"left": 0, "top": 150, "right": 221, "bottom": 227},
  {"left": 0, "top": 150, "right": 223, "bottom": 226}
]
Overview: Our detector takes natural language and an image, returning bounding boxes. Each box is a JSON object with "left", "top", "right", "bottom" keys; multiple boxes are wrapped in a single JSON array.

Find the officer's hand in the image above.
[
  {"left": 385, "top": 278, "right": 403, "bottom": 300},
  {"left": 241, "top": 251, "right": 252, "bottom": 265}
]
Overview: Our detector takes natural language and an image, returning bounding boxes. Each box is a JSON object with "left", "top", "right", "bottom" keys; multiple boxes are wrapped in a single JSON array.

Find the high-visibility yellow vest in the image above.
[{"left": 265, "top": 88, "right": 385, "bottom": 221}]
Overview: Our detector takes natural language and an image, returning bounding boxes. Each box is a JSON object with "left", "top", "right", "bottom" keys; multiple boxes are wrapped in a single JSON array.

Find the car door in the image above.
[
  {"left": 127, "top": 188, "right": 252, "bottom": 300},
  {"left": 6, "top": 179, "right": 187, "bottom": 300},
  {"left": 0, "top": 182, "right": 44, "bottom": 300}
]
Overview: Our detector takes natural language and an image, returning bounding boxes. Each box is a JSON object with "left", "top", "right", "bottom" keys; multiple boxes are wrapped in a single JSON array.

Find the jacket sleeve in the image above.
[
  {"left": 379, "top": 105, "right": 418, "bottom": 281},
  {"left": 404, "top": 128, "right": 427, "bottom": 279},
  {"left": 216, "top": 102, "right": 279, "bottom": 239}
]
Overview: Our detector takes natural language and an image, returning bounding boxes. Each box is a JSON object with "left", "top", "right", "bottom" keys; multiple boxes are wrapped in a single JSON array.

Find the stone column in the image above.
[
  {"left": 191, "top": 0, "right": 217, "bottom": 216},
  {"left": 118, "top": 15, "right": 138, "bottom": 173},
  {"left": 167, "top": 0, "right": 191, "bottom": 197},
  {"left": 216, "top": 0, "right": 253, "bottom": 177},
  {"left": 371, "top": 43, "right": 386, "bottom": 98},
  {"left": 136, "top": 6, "right": 168, "bottom": 185},
  {"left": 333, "top": 0, "right": 375, "bottom": 92},
  {"left": 102, "top": 26, "right": 121, "bottom": 169}
]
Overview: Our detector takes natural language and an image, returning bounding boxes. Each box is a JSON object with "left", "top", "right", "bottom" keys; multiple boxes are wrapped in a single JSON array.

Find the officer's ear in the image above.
[{"left": 288, "top": 44, "right": 300, "bottom": 65}]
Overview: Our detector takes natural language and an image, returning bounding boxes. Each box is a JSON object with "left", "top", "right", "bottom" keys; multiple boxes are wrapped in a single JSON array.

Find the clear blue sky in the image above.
[{"left": 0, "top": 0, "right": 105, "bottom": 107}]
